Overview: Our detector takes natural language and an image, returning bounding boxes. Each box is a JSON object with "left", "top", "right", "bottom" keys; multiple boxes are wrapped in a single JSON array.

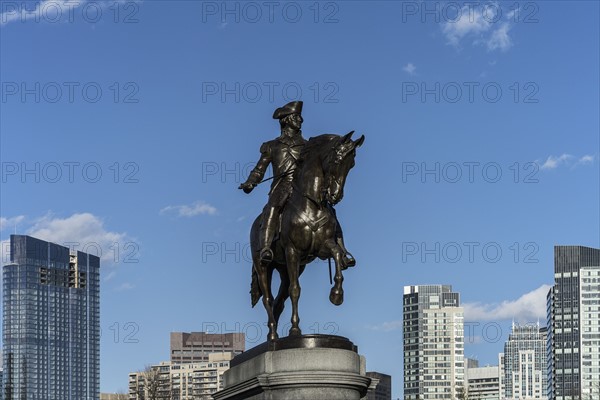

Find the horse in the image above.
[{"left": 249, "top": 131, "right": 365, "bottom": 341}]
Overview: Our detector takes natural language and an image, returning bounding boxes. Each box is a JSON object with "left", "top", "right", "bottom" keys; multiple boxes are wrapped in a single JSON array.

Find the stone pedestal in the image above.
[{"left": 212, "top": 335, "right": 377, "bottom": 400}]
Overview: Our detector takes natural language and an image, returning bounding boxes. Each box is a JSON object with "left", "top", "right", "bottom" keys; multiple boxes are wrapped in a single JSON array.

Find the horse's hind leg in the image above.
[
  {"left": 254, "top": 258, "right": 278, "bottom": 341},
  {"left": 325, "top": 239, "right": 344, "bottom": 306},
  {"left": 285, "top": 247, "right": 302, "bottom": 336},
  {"left": 273, "top": 268, "right": 289, "bottom": 327}
]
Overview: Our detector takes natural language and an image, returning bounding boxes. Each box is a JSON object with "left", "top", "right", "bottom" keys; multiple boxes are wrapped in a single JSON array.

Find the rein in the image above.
[{"left": 258, "top": 168, "right": 294, "bottom": 185}]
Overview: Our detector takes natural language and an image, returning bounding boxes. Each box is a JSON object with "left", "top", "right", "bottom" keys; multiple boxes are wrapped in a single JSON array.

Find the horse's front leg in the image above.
[
  {"left": 285, "top": 246, "right": 302, "bottom": 336},
  {"left": 325, "top": 239, "right": 344, "bottom": 306}
]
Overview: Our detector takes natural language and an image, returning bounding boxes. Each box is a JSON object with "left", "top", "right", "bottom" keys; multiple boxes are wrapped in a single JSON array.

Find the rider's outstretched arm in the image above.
[{"left": 240, "top": 142, "right": 272, "bottom": 192}]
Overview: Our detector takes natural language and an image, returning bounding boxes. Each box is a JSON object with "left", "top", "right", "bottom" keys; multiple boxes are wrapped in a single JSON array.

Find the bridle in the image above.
[{"left": 322, "top": 140, "right": 355, "bottom": 205}]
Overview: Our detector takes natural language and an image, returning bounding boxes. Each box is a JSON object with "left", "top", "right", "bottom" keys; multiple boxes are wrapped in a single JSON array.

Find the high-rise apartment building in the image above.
[
  {"left": 129, "top": 352, "right": 234, "bottom": 400},
  {"left": 578, "top": 264, "right": 600, "bottom": 400},
  {"left": 546, "top": 246, "right": 600, "bottom": 400},
  {"left": 2, "top": 235, "right": 100, "bottom": 399},
  {"left": 501, "top": 323, "right": 548, "bottom": 400},
  {"left": 170, "top": 332, "right": 244, "bottom": 364},
  {"left": 403, "top": 285, "right": 464, "bottom": 400}
]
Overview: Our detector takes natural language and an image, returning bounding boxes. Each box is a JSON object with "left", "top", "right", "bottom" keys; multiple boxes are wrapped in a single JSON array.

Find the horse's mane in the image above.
[
  {"left": 300, "top": 134, "right": 340, "bottom": 161},
  {"left": 291, "top": 134, "right": 342, "bottom": 185}
]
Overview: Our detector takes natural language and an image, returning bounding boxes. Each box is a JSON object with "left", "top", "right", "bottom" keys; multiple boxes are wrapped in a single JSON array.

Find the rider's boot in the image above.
[
  {"left": 337, "top": 237, "right": 356, "bottom": 269},
  {"left": 259, "top": 207, "right": 277, "bottom": 264},
  {"left": 330, "top": 204, "right": 356, "bottom": 269}
]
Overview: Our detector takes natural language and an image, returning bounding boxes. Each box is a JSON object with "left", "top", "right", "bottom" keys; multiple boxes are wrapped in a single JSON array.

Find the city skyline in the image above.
[
  {"left": 0, "top": 234, "right": 596, "bottom": 398},
  {"left": 1, "top": 1, "right": 598, "bottom": 397}
]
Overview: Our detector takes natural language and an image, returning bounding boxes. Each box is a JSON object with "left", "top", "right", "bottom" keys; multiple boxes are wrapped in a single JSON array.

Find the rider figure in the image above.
[
  {"left": 239, "top": 101, "right": 305, "bottom": 264},
  {"left": 239, "top": 101, "right": 355, "bottom": 267}
]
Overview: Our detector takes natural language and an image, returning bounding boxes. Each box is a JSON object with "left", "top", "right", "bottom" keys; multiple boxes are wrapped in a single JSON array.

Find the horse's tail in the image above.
[{"left": 250, "top": 266, "right": 262, "bottom": 307}]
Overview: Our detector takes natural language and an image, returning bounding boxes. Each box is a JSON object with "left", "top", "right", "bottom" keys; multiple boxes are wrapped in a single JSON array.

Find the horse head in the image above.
[{"left": 323, "top": 131, "right": 365, "bottom": 205}]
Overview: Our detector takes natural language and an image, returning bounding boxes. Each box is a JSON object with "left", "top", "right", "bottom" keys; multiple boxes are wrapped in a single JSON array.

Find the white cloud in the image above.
[
  {"left": 0, "top": 0, "right": 84, "bottom": 26},
  {"left": 538, "top": 153, "right": 596, "bottom": 170},
  {"left": 403, "top": 63, "right": 417, "bottom": 75},
  {"left": 366, "top": 320, "right": 403, "bottom": 332},
  {"left": 539, "top": 154, "right": 573, "bottom": 170},
  {"left": 487, "top": 23, "right": 512, "bottom": 52},
  {"left": 25, "top": 212, "right": 131, "bottom": 262},
  {"left": 442, "top": 5, "right": 492, "bottom": 47},
  {"left": 577, "top": 155, "right": 595, "bottom": 165},
  {"left": 1, "top": 0, "right": 138, "bottom": 26},
  {"left": 506, "top": 8, "right": 519, "bottom": 21},
  {"left": 441, "top": 4, "right": 514, "bottom": 52},
  {"left": 0, "top": 215, "right": 25, "bottom": 231},
  {"left": 463, "top": 284, "right": 551, "bottom": 322},
  {"left": 160, "top": 201, "right": 217, "bottom": 217}
]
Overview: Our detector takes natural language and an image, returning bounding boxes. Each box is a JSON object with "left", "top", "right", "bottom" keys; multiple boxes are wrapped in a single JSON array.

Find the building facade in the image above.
[
  {"left": 501, "top": 323, "right": 548, "bottom": 400},
  {"left": 100, "top": 394, "right": 127, "bottom": 400},
  {"left": 546, "top": 246, "right": 600, "bottom": 400},
  {"left": 365, "top": 371, "right": 392, "bottom": 400},
  {"left": 2, "top": 235, "right": 100, "bottom": 399},
  {"left": 128, "top": 353, "right": 233, "bottom": 400},
  {"left": 499, "top": 353, "right": 505, "bottom": 398},
  {"left": 578, "top": 264, "right": 600, "bottom": 400},
  {"left": 170, "top": 332, "right": 244, "bottom": 364},
  {"left": 465, "top": 365, "right": 500, "bottom": 400},
  {"left": 403, "top": 285, "right": 464, "bottom": 400}
]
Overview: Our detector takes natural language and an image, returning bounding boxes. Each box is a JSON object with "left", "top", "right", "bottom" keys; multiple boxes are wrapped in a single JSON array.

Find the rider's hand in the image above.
[{"left": 239, "top": 181, "right": 256, "bottom": 193}]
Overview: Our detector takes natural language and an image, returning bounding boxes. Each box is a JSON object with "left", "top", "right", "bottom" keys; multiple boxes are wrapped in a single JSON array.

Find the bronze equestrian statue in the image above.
[
  {"left": 239, "top": 101, "right": 355, "bottom": 267},
  {"left": 239, "top": 101, "right": 364, "bottom": 341}
]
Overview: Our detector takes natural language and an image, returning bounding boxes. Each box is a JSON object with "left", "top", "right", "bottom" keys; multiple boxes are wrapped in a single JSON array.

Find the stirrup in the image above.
[
  {"left": 260, "top": 248, "right": 274, "bottom": 264},
  {"left": 343, "top": 252, "right": 356, "bottom": 268}
]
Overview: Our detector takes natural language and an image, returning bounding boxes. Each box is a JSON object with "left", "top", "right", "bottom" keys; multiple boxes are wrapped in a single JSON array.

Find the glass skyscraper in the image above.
[
  {"left": 2, "top": 235, "right": 100, "bottom": 400},
  {"left": 546, "top": 245, "right": 600, "bottom": 400}
]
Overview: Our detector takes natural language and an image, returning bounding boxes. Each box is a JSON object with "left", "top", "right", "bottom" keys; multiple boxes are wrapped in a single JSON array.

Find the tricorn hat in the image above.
[{"left": 273, "top": 101, "right": 303, "bottom": 119}]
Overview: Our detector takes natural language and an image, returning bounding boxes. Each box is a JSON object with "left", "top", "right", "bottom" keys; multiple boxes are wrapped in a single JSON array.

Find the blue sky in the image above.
[{"left": 1, "top": 0, "right": 598, "bottom": 396}]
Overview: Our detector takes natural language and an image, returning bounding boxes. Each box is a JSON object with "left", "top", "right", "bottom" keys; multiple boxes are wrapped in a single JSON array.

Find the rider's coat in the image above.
[{"left": 246, "top": 134, "right": 307, "bottom": 207}]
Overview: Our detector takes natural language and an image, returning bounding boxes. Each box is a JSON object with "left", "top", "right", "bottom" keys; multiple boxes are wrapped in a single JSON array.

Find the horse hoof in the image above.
[
  {"left": 268, "top": 332, "right": 279, "bottom": 342},
  {"left": 329, "top": 289, "right": 344, "bottom": 306},
  {"left": 289, "top": 327, "right": 302, "bottom": 336}
]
